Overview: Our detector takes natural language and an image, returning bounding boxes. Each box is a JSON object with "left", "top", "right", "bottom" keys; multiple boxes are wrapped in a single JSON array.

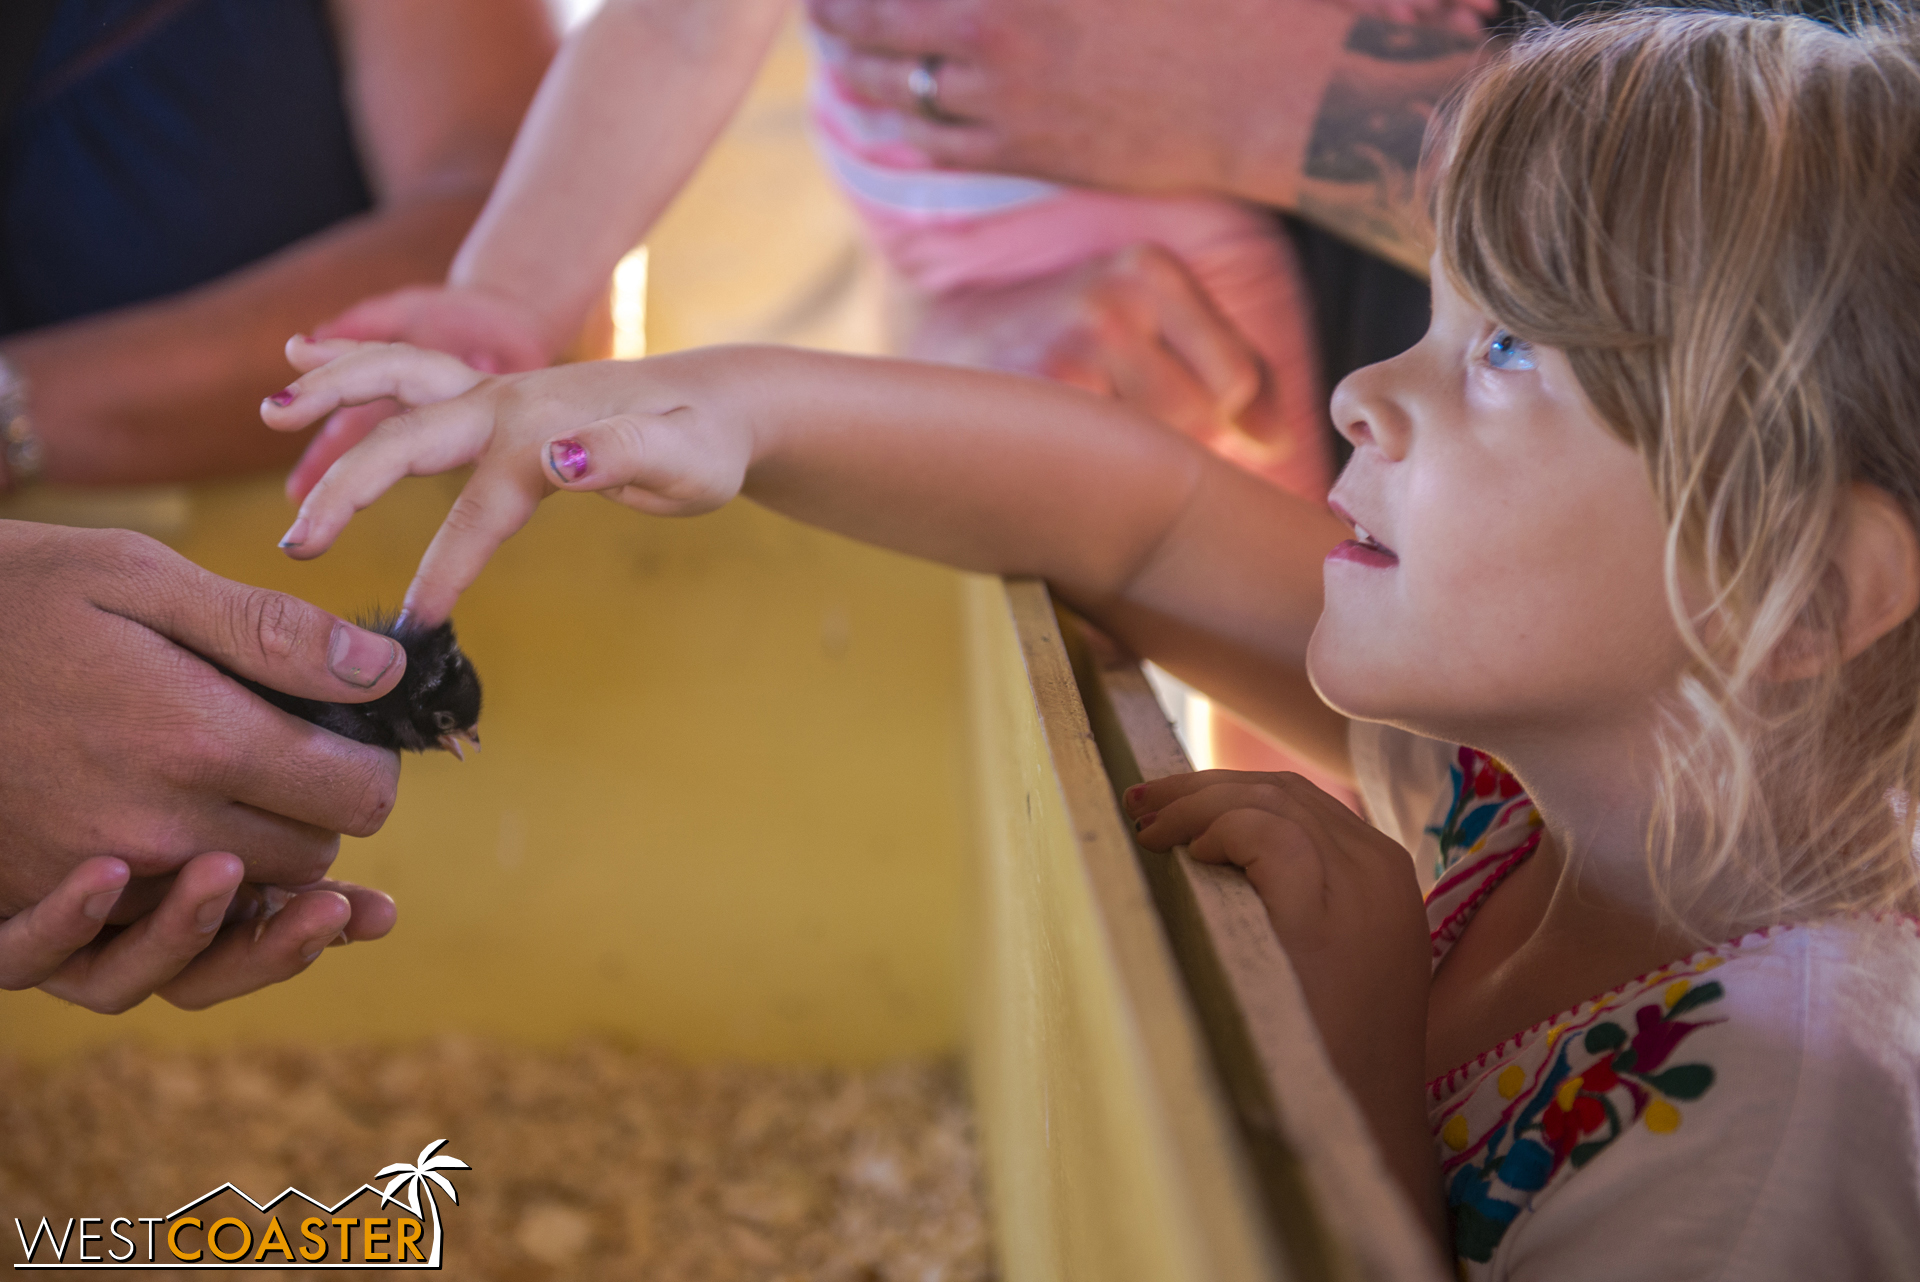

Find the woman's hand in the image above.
[
  {"left": 1123, "top": 768, "right": 1445, "bottom": 1241},
  {"left": 262, "top": 337, "right": 755, "bottom": 625},
  {"left": 284, "top": 285, "right": 556, "bottom": 502},
  {"left": 0, "top": 855, "right": 396, "bottom": 1013}
]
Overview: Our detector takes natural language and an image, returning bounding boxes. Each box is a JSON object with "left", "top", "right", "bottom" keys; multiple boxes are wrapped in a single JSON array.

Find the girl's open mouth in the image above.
[{"left": 1328, "top": 520, "right": 1398, "bottom": 568}]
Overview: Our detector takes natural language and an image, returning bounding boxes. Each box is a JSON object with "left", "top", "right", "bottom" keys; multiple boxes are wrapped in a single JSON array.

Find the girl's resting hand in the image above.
[
  {"left": 1124, "top": 768, "right": 1443, "bottom": 1236},
  {"left": 260, "top": 337, "right": 754, "bottom": 625},
  {"left": 1124, "top": 770, "right": 1431, "bottom": 1109}
]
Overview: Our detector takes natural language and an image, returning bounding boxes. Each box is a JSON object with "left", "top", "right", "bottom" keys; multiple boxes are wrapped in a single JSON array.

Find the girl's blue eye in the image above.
[{"left": 1486, "top": 329, "right": 1537, "bottom": 371}]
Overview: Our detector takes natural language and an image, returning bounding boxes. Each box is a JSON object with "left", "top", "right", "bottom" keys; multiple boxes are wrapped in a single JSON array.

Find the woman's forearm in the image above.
[
  {"left": 5, "top": 195, "right": 489, "bottom": 485},
  {"left": 449, "top": 0, "right": 789, "bottom": 355}
]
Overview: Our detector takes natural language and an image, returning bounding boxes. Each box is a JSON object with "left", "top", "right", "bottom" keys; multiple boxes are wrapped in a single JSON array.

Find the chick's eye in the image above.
[
  {"left": 433, "top": 710, "right": 457, "bottom": 731},
  {"left": 1486, "top": 329, "right": 1537, "bottom": 371}
]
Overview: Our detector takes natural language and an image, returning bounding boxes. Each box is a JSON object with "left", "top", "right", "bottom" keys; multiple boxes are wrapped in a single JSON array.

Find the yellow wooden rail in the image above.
[{"left": 971, "top": 579, "right": 1439, "bottom": 1282}]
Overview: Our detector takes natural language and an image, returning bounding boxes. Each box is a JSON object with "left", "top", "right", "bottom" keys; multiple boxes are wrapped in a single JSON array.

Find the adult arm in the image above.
[
  {"left": 808, "top": 0, "right": 1490, "bottom": 276},
  {"left": 0, "top": 520, "right": 406, "bottom": 1009},
  {"left": 0, "top": 0, "right": 554, "bottom": 486},
  {"left": 325, "top": 0, "right": 791, "bottom": 366}
]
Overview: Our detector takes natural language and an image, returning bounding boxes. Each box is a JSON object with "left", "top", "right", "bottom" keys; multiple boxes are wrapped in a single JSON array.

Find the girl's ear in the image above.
[
  {"left": 1835, "top": 483, "right": 1920, "bottom": 663},
  {"left": 1773, "top": 483, "right": 1920, "bottom": 681}
]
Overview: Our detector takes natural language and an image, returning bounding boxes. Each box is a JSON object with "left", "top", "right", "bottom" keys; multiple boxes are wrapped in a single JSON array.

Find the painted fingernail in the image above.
[
  {"left": 195, "top": 896, "right": 230, "bottom": 932},
  {"left": 1124, "top": 784, "right": 1147, "bottom": 807},
  {"left": 1133, "top": 812, "right": 1158, "bottom": 833},
  {"left": 82, "top": 889, "right": 121, "bottom": 922},
  {"left": 329, "top": 622, "right": 401, "bottom": 688},
  {"left": 277, "top": 516, "right": 310, "bottom": 549},
  {"left": 548, "top": 439, "right": 590, "bottom": 483},
  {"left": 267, "top": 387, "right": 298, "bottom": 408}
]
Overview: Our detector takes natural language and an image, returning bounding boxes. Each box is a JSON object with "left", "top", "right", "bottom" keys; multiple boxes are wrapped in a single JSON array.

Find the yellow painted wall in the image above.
[{"left": 2, "top": 482, "right": 977, "bottom": 1063}]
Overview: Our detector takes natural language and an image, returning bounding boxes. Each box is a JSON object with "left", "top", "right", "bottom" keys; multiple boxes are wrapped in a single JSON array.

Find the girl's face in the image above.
[{"left": 1308, "top": 262, "right": 1692, "bottom": 753}]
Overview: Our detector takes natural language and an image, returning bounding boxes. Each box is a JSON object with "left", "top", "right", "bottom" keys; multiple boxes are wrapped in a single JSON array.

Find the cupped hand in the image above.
[
  {"left": 0, "top": 854, "right": 396, "bottom": 1013},
  {"left": 263, "top": 338, "right": 754, "bottom": 626},
  {"left": 906, "top": 243, "right": 1271, "bottom": 449},
  {"left": 285, "top": 285, "right": 556, "bottom": 502}
]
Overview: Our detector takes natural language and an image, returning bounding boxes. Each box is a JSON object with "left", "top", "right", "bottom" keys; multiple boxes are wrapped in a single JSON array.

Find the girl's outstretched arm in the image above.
[{"left": 264, "top": 339, "right": 1354, "bottom": 774}]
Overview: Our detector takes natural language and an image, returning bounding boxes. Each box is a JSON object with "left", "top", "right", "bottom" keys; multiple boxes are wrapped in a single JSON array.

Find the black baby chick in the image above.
[{"left": 238, "top": 613, "right": 483, "bottom": 757}]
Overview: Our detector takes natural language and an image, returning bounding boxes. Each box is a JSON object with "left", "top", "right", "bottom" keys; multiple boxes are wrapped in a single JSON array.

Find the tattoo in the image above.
[
  {"left": 1302, "top": 72, "right": 1436, "bottom": 185},
  {"left": 1298, "top": 18, "right": 1489, "bottom": 273}
]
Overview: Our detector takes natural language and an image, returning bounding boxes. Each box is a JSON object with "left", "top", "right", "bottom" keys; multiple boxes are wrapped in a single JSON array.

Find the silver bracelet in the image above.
[{"left": 0, "top": 353, "right": 44, "bottom": 494}]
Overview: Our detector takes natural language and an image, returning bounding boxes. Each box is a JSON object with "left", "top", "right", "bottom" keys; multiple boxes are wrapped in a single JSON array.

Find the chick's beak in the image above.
[{"left": 436, "top": 728, "right": 482, "bottom": 760}]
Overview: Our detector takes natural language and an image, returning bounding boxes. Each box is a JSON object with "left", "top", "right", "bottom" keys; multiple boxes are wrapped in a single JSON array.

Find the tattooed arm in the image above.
[
  {"left": 808, "top": 0, "right": 1491, "bottom": 276},
  {"left": 1295, "top": 21, "right": 1488, "bottom": 276}
]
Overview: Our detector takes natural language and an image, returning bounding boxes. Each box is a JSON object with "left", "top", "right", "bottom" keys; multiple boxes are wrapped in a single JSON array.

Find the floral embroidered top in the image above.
[{"left": 1353, "top": 726, "right": 1920, "bottom": 1280}]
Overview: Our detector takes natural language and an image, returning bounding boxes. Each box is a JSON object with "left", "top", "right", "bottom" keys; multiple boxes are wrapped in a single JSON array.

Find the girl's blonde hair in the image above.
[{"left": 1434, "top": 6, "right": 1920, "bottom": 932}]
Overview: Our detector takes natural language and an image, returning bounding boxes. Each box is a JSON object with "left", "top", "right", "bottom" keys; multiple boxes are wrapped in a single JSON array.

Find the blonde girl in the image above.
[{"left": 261, "top": 9, "right": 1920, "bottom": 1274}]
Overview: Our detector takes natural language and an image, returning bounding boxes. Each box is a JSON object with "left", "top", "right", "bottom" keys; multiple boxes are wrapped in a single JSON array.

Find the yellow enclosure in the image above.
[{"left": 1, "top": 18, "right": 1433, "bottom": 1280}]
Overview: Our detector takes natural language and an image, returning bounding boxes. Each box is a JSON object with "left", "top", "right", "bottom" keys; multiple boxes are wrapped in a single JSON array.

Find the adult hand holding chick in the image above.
[{"left": 0, "top": 522, "right": 405, "bottom": 1012}]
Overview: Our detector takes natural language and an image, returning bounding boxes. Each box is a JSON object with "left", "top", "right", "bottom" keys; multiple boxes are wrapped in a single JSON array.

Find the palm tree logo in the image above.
[{"left": 376, "top": 1139, "right": 470, "bottom": 1266}]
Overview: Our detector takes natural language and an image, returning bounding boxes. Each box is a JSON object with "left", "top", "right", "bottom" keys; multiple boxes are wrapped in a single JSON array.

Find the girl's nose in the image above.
[{"left": 1330, "top": 356, "right": 1414, "bottom": 462}]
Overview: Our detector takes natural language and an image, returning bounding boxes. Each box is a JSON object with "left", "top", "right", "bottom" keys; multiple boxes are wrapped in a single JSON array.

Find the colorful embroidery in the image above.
[
  {"left": 1424, "top": 750, "right": 1543, "bottom": 965},
  {"left": 1428, "top": 747, "right": 1533, "bottom": 881},
  {"left": 1441, "top": 978, "right": 1727, "bottom": 1263}
]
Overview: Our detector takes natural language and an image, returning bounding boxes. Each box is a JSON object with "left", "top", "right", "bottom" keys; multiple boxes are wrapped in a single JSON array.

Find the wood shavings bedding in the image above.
[{"left": 0, "top": 1038, "right": 992, "bottom": 1281}]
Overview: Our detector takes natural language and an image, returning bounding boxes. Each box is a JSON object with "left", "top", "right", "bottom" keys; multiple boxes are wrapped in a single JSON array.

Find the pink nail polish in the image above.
[
  {"left": 267, "top": 387, "right": 297, "bottom": 407},
  {"left": 1124, "top": 783, "right": 1146, "bottom": 806},
  {"left": 549, "top": 439, "right": 590, "bottom": 483}
]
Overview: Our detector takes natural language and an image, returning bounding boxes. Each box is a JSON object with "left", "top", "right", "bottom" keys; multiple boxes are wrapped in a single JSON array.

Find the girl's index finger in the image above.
[{"left": 399, "top": 463, "right": 548, "bottom": 626}]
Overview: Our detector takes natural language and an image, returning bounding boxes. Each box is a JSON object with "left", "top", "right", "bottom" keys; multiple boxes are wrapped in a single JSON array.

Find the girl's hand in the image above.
[
  {"left": 1123, "top": 769, "right": 1442, "bottom": 1234},
  {"left": 260, "top": 338, "right": 754, "bottom": 625},
  {"left": 1125, "top": 768, "right": 1427, "bottom": 969}
]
